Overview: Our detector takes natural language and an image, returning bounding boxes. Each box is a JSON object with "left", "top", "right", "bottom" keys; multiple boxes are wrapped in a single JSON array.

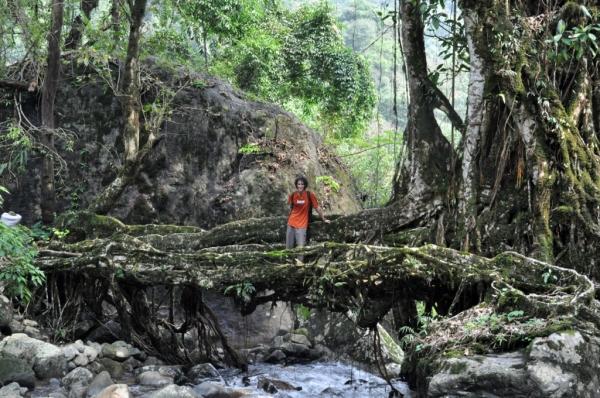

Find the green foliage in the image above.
[
  {"left": 211, "top": 2, "right": 375, "bottom": 139},
  {"left": 547, "top": 18, "right": 600, "bottom": 62},
  {"left": 542, "top": 268, "right": 559, "bottom": 284},
  {"left": 296, "top": 303, "right": 311, "bottom": 321},
  {"left": 238, "top": 142, "right": 262, "bottom": 155},
  {"left": 224, "top": 281, "right": 256, "bottom": 303},
  {"left": 316, "top": 175, "right": 340, "bottom": 193},
  {"left": 336, "top": 129, "right": 401, "bottom": 207},
  {"left": 0, "top": 186, "right": 45, "bottom": 302},
  {"left": 0, "top": 224, "right": 45, "bottom": 302},
  {"left": 0, "top": 122, "right": 33, "bottom": 178}
]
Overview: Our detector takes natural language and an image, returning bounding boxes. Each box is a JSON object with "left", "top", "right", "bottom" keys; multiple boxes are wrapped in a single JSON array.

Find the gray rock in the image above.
[
  {"left": 91, "top": 384, "right": 129, "bottom": 398},
  {"left": 96, "top": 358, "right": 124, "bottom": 379},
  {"left": 257, "top": 377, "right": 301, "bottom": 393},
  {"left": 85, "top": 342, "right": 102, "bottom": 356},
  {"left": 136, "top": 370, "right": 173, "bottom": 387},
  {"left": 265, "top": 349, "right": 286, "bottom": 364},
  {"left": 271, "top": 335, "right": 284, "bottom": 348},
  {"left": 82, "top": 346, "right": 99, "bottom": 362},
  {"left": 134, "top": 365, "right": 182, "bottom": 379},
  {"left": 0, "top": 333, "right": 67, "bottom": 378},
  {"left": 68, "top": 381, "right": 89, "bottom": 398},
  {"left": 23, "top": 325, "right": 44, "bottom": 340},
  {"left": 289, "top": 333, "right": 311, "bottom": 347},
  {"left": 186, "top": 363, "right": 221, "bottom": 383},
  {"left": 73, "top": 340, "right": 85, "bottom": 352},
  {"left": 0, "top": 382, "right": 27, "bottom": 398},
  {"left": 85, "top": 371, "right": 114, "bottom": 398},
  {"left": 526, "top": 331, "right": 600, "bottom": 398},
  {"left": 193, "top": 381, "right": 254, "bottom": 398},
  {"left": 427, "top": 331, "right": 600, "bottom": 398},
  {"left": 147, "top": 384, "right": 198, "bottom": 398},
  {"left": 84, "top": 361, "right": 104, "bottom": 375},
  {"left": 280, "top": 342, "right": 310, "bottom": 358},
  {"left": 8, "top": 320, "right": 23, "bottom": 334},
  {"left": 62, "top": 367, "right": 94, "bottom": 389},
  {"left": 0, "top": 295, "right": 13, "bottom": 332},
  {"left": 0, "top": 356, "right": 35, "bottom": 389},
  {"left": 73, "top": 353, "right": 90, "bottom": 367},
  {"left": 428, "top": 352, "right": 531, "bottom": 397},
  {"left": 63, "top": 345, "right": 80, "bottom": 361},
  {"left": 121, "top": 356, "right": 142, "bottom": 372},
  {"left": 101, "top": 341, "right": 140, "bottom": 362}
]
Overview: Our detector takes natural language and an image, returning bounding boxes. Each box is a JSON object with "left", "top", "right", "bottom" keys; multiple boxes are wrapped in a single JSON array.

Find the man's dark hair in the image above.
[{"left": 294, "top": 176, "right": 309, "bottom": 188}]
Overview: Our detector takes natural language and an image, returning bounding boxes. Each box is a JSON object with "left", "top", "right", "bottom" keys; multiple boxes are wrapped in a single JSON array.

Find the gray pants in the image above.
[{"left": 286, "top": 225, "right": 306, "bottom": 249}]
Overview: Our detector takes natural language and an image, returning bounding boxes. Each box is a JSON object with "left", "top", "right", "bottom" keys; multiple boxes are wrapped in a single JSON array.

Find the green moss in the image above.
[
  {"left": 443, "top": 349, "right": 465, "bottom": 358},
  {"left": 56, "top": 211, "right": 126, "bottom": 240},
  {"left": 447, "top": 360, "right": 468, "bottom": 375},
  {"left": 127, "top": 224, "right": 202, "bottom": 236},
  {"left": 265, "top": 250, "right": 290, "bottom": 258}
]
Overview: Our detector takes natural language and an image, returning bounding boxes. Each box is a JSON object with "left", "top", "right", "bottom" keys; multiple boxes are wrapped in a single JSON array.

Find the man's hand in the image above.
[{"left": 323, "top": 218, "right": 331, "bottom": 224}]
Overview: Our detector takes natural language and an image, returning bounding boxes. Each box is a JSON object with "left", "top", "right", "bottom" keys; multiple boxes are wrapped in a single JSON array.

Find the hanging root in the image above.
[{"left": 372, "top": 327, "right": 400, "bottom": 396}]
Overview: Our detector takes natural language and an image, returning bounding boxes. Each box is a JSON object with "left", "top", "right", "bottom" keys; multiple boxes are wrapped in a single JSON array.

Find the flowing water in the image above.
[
  {"left": 31, "top": 361, "right": 413, "bottom": 397},
  {"left": 222, "top": 361, "right": 414, "bottom": 397}
]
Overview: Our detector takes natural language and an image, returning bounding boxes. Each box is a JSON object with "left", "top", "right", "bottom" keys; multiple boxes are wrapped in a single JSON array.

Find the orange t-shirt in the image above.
[{"left": 287, "top": 191, "right": 319, "bottom": 229}]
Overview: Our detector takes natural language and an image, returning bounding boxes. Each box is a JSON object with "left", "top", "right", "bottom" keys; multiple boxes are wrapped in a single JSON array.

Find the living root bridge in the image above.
[
  {"left": 38, "top": 237, "right": 594, "bottom": 326},
  {"left": 36, "top": 210, "right": 595, "bottom": 370}
]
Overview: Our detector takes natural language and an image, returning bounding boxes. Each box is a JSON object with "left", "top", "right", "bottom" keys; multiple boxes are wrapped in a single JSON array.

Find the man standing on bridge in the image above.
[{"left": 286, "top": 176, "right": 330, "bottom": 249}]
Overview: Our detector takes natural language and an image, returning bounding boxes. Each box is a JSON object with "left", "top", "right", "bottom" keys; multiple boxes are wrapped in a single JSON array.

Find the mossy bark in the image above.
[{"left": 393, "top": 1, "right": 600, "bottom": 277}]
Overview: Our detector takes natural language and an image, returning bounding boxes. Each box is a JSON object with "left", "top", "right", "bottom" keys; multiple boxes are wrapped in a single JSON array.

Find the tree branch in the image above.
[{"left": 427, "top": 80, "right": 466, "bottom": 134}]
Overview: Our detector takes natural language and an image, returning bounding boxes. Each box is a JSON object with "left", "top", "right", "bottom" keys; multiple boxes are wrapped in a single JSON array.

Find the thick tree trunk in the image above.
[
  {"left": 40, "top": 0, "right": 64, "bottom": 223},
  {"left": 457, "top": 7, "right": 489, "bottom": 251},
  {"left": 120, "top": 0, "right": 146, "bottom": 165},
  {"left": 89, "top": 0, "right": 148, "bottom": 214},
  {"left": 455, "top": 1, "right": 600, "bottom": 268},
  {"left": 392, "top": 0, "right": 454, "bottom": 204}
]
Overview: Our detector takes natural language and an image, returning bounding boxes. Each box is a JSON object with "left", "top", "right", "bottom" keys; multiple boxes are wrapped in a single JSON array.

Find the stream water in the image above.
[
  {"left": 219, "top": 362, "right": 413, "bottom": 397},
  {"left": 31, "top": 361, "right": 413, "bottom": 397}
]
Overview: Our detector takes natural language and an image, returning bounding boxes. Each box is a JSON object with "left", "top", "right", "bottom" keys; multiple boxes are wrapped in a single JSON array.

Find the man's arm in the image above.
[
  {"left": 315, "top": 207, "right": 330, "bottom": 224},
  {"left": 309, "top": 192, "right": 330, "bottom": 223}
]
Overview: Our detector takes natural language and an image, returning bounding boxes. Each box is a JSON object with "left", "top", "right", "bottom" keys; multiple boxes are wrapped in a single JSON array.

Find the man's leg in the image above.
[
  {"left": 286, "top": 225, "right": 296, "bottom": 249},
  {"left": 295, "top": 228, "right": 307, "bottom": 263},
  {"left": 295, "top": 228, "right": 307, "bottom": 247}
]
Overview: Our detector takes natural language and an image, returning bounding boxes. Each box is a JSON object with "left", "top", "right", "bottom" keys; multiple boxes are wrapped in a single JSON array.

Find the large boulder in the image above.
[
  {"left": 0, "top": 382, "right": 28, "bottom": 397},
  {"left": 427, "top": 331, "right": 600, "bottom": 397},
  {"left": 0, "top": 333, "right": 67, "bottom": 379},
  {"left": 2, "top": 66, "right": 361, "bottom": 228},
  {"left": 0, "top": 357, "right": 35, "bottom": 388}
]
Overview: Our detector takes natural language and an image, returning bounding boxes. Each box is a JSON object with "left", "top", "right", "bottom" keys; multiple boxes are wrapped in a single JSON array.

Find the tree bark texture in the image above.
[
  {"left": 39, "top": 0, "right": 64, "bottom": 223},
  {"left": 120, "top": 0, "right": 146, "bottom": 165},
  {"left": 391, "top": 0, "right": 455, "bottom": 204},
  {"left": 89, "top": 0, "right": 150, "bottom": 215},
  {"left": 394, "top": 1, "right": 600, "bottom": 277}
]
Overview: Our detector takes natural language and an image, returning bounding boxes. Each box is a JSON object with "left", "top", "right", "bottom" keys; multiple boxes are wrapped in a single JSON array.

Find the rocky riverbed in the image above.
[{"left": 0, "top": 321, "right": 410, "bottom": 398}]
